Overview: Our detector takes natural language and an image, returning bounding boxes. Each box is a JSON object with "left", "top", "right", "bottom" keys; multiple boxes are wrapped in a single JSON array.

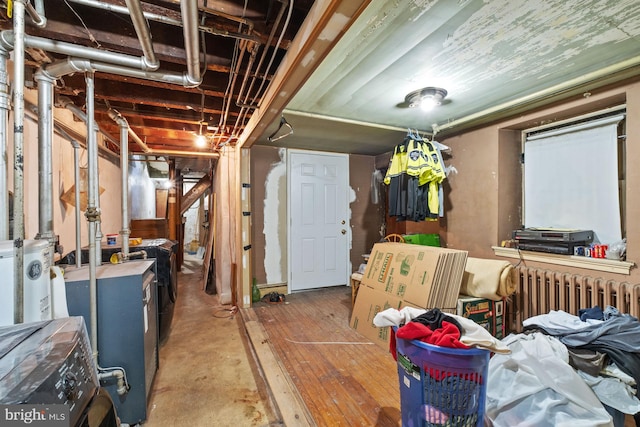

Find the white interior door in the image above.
[{"left": 288, "top": 150, "right": 349, "bottom": 291}]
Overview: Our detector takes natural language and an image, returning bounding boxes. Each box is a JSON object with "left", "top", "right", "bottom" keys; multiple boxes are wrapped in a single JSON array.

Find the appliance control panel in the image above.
[{"left": 0, "top": 317, "right": 99, "bottom": 427}]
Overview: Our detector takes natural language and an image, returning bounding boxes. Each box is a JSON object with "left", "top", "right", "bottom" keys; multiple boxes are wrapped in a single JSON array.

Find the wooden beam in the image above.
[{"left": 181, "top": 174, "right": 212, "bottom": 217}]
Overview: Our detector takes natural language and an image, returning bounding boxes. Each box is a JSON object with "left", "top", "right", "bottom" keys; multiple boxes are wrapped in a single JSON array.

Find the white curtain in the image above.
[{"left": 524, "top": 114, "right": 624, "bottom": 245}]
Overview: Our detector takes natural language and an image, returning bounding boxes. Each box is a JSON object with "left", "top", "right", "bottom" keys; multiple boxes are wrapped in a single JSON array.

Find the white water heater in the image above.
[{"left": 0, "top": 239, "right": 51, "bottom": 326}]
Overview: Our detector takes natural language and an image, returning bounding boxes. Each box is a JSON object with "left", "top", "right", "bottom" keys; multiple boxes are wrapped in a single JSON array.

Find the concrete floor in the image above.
[{"left": 143, "top": 255, "right": 279, "bottom": 427}]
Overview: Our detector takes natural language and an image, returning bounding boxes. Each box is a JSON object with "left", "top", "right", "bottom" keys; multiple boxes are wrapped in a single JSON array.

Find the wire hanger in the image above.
[{"left": 268, "top": 115, "right": 294, "bottom": 143}]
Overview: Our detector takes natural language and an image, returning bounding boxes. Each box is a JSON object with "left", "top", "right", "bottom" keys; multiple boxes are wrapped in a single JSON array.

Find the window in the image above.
[{"left": 522, "top": 107, "right": 626, "bottom": 247}]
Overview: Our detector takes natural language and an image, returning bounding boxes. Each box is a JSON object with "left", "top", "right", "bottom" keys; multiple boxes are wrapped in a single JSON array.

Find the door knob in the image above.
[{"left": 341, "top": 229, "right": 346, "bottom": 235}]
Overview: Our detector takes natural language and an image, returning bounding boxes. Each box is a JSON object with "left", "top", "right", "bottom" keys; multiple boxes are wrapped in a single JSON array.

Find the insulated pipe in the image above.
[
  {"left": 124, "top": 0, "right": 159, "bottom": 70},
  {"left": 0, "top": 48, "right": 9, "bottom": 240},
  {"left": 34, "top": 70, "right": 56, "bottom": 265},
  {"left": 12, "top": 0, "right": 26, "bottom": 324},
  {"left": 0, "top": 31, "right": 159, "bottom": 71},
  {"left": 107, "top": 109, "right": 131, "bottom": 259},
  {"left": 180, "top": 0, "right": 202, "bottom": 87}
]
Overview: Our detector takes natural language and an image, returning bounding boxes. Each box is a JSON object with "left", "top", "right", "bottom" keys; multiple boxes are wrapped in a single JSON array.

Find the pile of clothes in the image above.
[
  {"left": 488, "top": 306, "right": 640, "bottom": 427},
  {"left": 374, "top": 305, "right": 640, "bottom": 426}
]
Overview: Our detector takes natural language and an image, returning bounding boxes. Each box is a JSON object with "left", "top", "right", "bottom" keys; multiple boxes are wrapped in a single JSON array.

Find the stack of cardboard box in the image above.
[{"left": 350, "top": 242, "right": 468, "bottom": 349}]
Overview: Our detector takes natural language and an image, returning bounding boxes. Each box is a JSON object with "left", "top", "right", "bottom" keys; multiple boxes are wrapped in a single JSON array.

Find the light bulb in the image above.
[
  {"left": 420, "top": 96, "right": 438, "bottom": 111},
  {"left": 195, "top": 134, "right": 207, "bottom": 147}
]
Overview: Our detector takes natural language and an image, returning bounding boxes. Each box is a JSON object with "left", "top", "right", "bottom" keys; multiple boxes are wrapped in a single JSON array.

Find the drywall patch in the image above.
[
  {"left": 263, "top": 148, "right": 287, "bottom": 285},
  {"left": 301, "top": 50, "right": 316, "bottom": 68},
  {"left": 349, "top": 186, "right": 357, "bottom": 203},
  {"left": 319, "top": 13, "right": 350, "bottom": 41}
]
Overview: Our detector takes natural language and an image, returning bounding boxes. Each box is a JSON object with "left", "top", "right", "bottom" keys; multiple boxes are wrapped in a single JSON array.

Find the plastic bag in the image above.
[{"left": 606, "top": 239, "right": 626, "bottom": 261}]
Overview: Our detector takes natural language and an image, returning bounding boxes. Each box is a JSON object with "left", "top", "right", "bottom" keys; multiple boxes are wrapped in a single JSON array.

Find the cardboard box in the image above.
[
  {"left": 350, "top": 285, "right": 403, "bottom": 350},
  {"left": 456, "top": 295, "right": 504, "bottom": 339},
  {"left": 361, "top": 242, "right": 467, "bottom": 308}
]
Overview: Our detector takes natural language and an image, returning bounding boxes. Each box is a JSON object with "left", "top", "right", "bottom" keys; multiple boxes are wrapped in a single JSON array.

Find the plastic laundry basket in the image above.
[{"left": 394, "top": 328, "right": 490, "bottom": 427}]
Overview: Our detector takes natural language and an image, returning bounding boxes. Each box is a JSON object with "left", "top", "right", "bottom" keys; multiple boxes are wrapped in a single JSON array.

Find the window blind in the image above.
[{"left": 524, "top": 113, "right": 624, "bottom": 245}]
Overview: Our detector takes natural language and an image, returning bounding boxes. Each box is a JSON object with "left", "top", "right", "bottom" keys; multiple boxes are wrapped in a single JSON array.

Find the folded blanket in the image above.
[{"left": 460, "top": 257, "right": 516, "bottom": 301}]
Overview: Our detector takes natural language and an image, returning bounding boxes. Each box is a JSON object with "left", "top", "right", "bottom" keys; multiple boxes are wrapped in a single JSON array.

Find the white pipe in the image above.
[
  {"left": 98, "top": 369, "right": 128, "bottom": 396},
  {"left": 180, "top": 0, "right": 202, "bottom": 87},
  {"left": 34, "top": 70, "right": 56, "bottom": 265},
  {"left": 12, "top": 0, "right": 26, "bottom": 324},
  {"left": 124, "top": 0, "right": 160, "bottom": 70},
  {"left": 0, "top": 31, "right": 159, "bottom": 71},
  {"left": 0, "top": 49, "right": 9, "bottom": 240}
]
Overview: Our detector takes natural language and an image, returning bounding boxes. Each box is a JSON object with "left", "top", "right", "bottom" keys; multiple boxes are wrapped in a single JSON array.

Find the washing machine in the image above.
[
  {"left": 59, "top": 238, "right": 177, "bottom": 343},
  {"left": 0, "top": 317, "right": 118, "bottom": 427}
]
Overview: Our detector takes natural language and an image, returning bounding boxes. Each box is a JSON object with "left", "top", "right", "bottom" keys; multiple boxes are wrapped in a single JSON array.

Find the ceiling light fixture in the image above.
[
  {"left": 405, "top": 87, "right": 448, "bottom": 112},
  {"left": 195, "top": 122, "right": 207, "bottom": 147}
]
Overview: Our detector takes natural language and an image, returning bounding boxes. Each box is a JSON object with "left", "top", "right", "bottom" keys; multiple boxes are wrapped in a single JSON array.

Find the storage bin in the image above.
[
  {"left": 394, "top": 328, "right": 490, "bottom": 427},
  {"left": 402, "top": 233, "right": 441, "bottom": 247}
]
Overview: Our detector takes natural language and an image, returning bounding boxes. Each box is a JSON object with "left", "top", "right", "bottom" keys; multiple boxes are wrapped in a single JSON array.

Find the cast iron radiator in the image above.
[{"left": 506, "top": 265, "right": 640, "bottom": 333}]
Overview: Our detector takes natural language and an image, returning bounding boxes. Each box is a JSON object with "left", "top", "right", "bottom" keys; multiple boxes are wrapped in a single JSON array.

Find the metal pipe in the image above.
[
  {"left": 89, "top": 59, "right": 200, "bottom": 88},
  {"left": 217, "top": 46, "right": 246, "bottom": 137},
  {"left": 34, "top": 0, "right": 45, "bottom": 17},
  {"left": 13, "top": 0, "right": 26, "bottom": 324},
  {"left": 25, "top": 0, "right": 46, "bottom": 27},
  {"left": 93, "top": 123, "right": 103, "bottom": 266},
  {"left": 65, "top": 0, "right": 258, "bottom": 43},
  {"left": 0, "top": 31, "right": 159, "bottom": 71},
  {"left": 38, "top": 120, "right": 84, "bottom": 268},
  {"left": 180, "top": 0, "right": 201, "bottom": 87},
  {"left": 0, "top": 48, "right": 9, "bottom": 240},
  {"left": 34, "top": 69, "right": 56, "bottom": 264},
  {"left": 124, "top": 0, "right": 159, "bottom": 70},
  {"left": 106, "top": 109, "right": 131, "bottom": 259},
  {"left": 85, "top": 70, "right": 99, "bottom": 355},
  {"left": 72, "top": 140, "right": 82, "bottom": 268},
  {"left": 232, "top": 0, "right": 286, "bottom": 134},
  {"left": 58, "top": 96, "right": 119, "bottom": 147}
]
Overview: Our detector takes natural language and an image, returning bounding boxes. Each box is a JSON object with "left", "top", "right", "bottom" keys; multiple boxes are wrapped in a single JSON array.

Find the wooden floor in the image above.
[{"left": 243, "top": 286, "right": 402, "bottom": 427}]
